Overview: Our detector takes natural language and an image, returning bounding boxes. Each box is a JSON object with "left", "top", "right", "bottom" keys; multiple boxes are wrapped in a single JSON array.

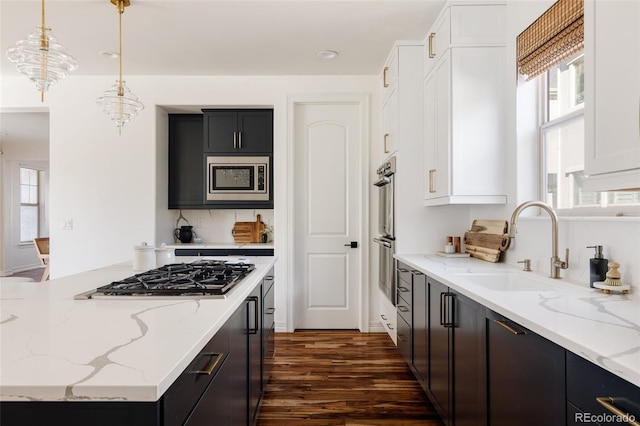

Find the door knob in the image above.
[{"left": 344, "top": 241, "right": 358, "bottom": 248}]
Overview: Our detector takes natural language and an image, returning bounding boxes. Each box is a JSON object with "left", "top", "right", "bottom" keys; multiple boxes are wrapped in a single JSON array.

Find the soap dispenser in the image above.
[{"left": 586, "top": 245, "right": 608, "bottom": 288}]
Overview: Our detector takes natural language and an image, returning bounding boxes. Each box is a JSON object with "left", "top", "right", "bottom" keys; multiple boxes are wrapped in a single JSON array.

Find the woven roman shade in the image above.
[{"left": 517, "top": 0, "right": 584, "bottom": 80}]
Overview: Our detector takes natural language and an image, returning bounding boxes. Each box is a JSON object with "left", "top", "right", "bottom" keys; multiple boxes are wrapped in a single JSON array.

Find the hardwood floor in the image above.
[{"left": 257, "top": 330, "right": 444, "bottom": 426}]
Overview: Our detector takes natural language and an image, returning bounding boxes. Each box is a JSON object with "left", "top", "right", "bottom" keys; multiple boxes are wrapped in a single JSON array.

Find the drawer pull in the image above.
[
  {"left": 494, "top": 319, "right": 526, "bottom": 335},
  {"left": 398, "top": 286, "right": 409, "bottom": 293},
  {"left": 596, "top": 397, "right": 640, "bottom": 426},
  {"left": 383, "top": 66, "right": 389, "bottom": 88},
  {"left": 189, "top": 352, "right": 224, "bottom": 375},
  {"left": 380, "top": 314, "right": 387, "bottom": 321},
  {"left": 386, "top": 323, "right": 394, "bottom": 330},
  {"left": 428, "top": 32, "right": 436, "bottom": 58},
  {"left": 398, "top": 305, "right": 410, "bottom": 313},
  {"left": 265, "top": 308, "right": 276, "bottom": 315}
]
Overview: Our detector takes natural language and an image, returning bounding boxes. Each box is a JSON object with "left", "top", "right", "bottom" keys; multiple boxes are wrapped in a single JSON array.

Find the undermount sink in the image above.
[{"left": 453, "top": 271, "right": 555, "bottom": 292}]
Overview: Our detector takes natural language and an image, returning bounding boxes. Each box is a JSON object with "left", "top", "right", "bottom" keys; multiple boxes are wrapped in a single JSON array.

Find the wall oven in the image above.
[
  {"left": 373, "top": 156, "right": 396, "bottom": 305},
  {"left": 206, "top": 156, "right": 269, "bottom": 201}
]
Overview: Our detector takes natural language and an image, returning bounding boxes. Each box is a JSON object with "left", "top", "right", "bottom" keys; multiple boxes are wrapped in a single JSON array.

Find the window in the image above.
[
  {"left": 20, "top": 167, "right": 39, "bottom": 242},
  {"left": 541, "top": 53, "right": 640, "bottom": 214}
]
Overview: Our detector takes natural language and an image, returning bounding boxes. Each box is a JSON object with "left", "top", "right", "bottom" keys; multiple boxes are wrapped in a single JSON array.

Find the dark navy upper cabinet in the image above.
[{"left": 203, "top": 109, "right": 273, "bottom": 154}]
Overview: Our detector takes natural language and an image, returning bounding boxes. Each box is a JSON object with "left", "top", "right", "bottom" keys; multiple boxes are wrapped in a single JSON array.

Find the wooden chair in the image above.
[{"left": 33, "top": 237, "right": 50, "bottom": 282}]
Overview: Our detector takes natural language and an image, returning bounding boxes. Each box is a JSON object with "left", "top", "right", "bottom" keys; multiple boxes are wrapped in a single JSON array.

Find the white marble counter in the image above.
[
  {"left": 0, "top": 256, "right": 276, "bottom": 402},
  {"left": 396, "top": 254, "right": 640, "bottom": 388}
]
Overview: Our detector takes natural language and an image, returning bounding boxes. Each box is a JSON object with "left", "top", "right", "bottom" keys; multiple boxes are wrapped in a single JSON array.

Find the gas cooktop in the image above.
[{"left": 75, "top": 260, "right": 255, "bottom": 300}]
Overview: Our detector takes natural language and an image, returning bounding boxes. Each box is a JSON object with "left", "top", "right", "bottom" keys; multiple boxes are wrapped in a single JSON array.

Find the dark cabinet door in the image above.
[
  {"left": 412, "top": 271, "right": 427, "bottom": 390},
  {"left": 262, "top": 271, "right": 276, "bottom": 386},
  {"left": 168, "top": 114, "right": 204, "bottom": 208},
  {"left": 566, "top": 350, "right": 640, "bottom": 426},
  {"left": 203, "top": 109, "right": 273, "bottom": 154},
  {"left": 451, "top": 291, "right": 486, "bottom": 426},
  {"left": 487, "top": 310, "right": 565, "bottom": 426},
  {"left": 237, "top": 110, "right": 273, "bottom": 153},
  {"left": 427, "top": 278, "right": 450, "bottom": 422},
  {"left": 247, "top": 287, "right": 262, "bottom": 425},
  {"left": 228, "top": 300, "right": 249, "bottom": 426}
]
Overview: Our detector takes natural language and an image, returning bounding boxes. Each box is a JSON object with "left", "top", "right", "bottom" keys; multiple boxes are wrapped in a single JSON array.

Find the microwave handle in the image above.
[{"left": 374, "top": 176, "right": 391, "bottom": 187}]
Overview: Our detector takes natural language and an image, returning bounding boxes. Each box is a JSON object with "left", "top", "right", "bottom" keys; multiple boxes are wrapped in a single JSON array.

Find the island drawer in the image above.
[{"left": 163, "top": 326, "right": 229, "bottom": 426}]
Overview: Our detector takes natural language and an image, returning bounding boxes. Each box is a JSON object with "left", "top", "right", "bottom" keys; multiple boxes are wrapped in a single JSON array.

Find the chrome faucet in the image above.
[{"left": 509, "top": 201, "right": 569, "bottom": 279}]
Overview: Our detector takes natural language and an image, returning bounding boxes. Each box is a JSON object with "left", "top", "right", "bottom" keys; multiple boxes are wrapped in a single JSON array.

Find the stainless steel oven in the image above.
[
  {"left": 373, "top": 156, "right": 396, "bottom": 305},
  {"left": 206, "top": 156, "right": 269, "bottom": 201}
]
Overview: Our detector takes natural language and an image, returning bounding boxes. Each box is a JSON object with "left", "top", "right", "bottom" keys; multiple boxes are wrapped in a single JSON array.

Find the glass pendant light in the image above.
[
  {"left": 96, "top": 0, "right": 143, "bottom": 132},
  {"left": 6, "top": 0, "right": 78, "bottom": 102}
]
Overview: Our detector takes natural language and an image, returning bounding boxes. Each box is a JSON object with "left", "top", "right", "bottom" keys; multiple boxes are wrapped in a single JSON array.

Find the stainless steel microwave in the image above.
[{"left": 206, "top": 156, "right": 269, "bottom": 201}]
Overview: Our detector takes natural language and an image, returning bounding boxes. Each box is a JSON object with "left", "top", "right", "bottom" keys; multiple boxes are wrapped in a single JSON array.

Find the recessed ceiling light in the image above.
[
  {"left": 317, "top": 50, "right": 339, "bottom": 60},
  {"left": 98, "top": 50, "right": 119, "bottom": 59}
]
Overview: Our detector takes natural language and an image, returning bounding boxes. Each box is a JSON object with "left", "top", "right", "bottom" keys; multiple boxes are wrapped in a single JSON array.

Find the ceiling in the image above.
[
  {"left": 0, "top": 0, "right": 444, "bottom": 146},
  {"left": 0, "top": 0, "right": 444, "bottom": 76}
]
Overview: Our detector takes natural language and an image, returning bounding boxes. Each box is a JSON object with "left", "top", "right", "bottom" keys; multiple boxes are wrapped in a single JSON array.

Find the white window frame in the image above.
[{"left": 539, "top": 55, "right": 640, "bottom": 217}]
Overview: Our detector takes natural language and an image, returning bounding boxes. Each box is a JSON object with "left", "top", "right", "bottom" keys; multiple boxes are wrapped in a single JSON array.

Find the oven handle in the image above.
[
  {"left": 373, "top": 238, "right": 392, "bottom": 248},
  {"left": 374, "top": 176, "right": 392, "bottom": 187}
]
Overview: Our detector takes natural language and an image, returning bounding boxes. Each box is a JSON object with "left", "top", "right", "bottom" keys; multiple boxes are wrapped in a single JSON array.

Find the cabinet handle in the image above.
[
  {"left": 380, "top": 314, "right": 387, "bottom": 321},
  {"left": 233, "top": 131, "right": 237, "bottom": 149},
  {"left": 188, "top": 352, "right": 224, "bottom": 375},
  {"left": 383, "top": 66, "right": 389, "bottom": 88},
  {"left": 428, "top": 169, "right": 436, "bottom": 193},
  {"left": 398, "top": 305, "right": 410, "bottom": 313},
  {"left": 247, "top": 296, "right": 259, "bottom": 334},
  {"left": 397, "top": 268, "right": 409, "bottom": 273},
  {"left": 428, "top": 32, "right": 436, "bottom": 58},
  {"left": 596, "top": 397, "right": 640, "bottom": 426},
  {"left": 494, "top": 319, "right": 526, "bottom": 335},
  {"left": 386, "top": 323, "right": 394, "bottom": 330},
  {"left": 384, "top": 133, "right": 390, "bottom": 153},
  {"left": 265, "top": 307, "right": 276, "bottom": 315},
  {"left": 440, "top": 292, "right": 455, "bottom": 328},
  {"left": 398, "top": 285, "right": 409, "bottom": 293},
  {"left": 238, "top": 131, "right": 242, "bottom": 149}
]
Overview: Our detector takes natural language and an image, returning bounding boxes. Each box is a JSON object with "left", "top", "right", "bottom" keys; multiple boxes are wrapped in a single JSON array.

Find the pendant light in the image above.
[
  {"left": 96, "top": 0, "right": 144, "bottom": 133},
  {"left": 5, "top": 0, "right": 78, "bottom": 102}
]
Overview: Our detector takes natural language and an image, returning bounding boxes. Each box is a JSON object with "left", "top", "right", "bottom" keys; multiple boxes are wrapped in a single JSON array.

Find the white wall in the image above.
[{"left": 1, "top": 73, "right": 380, "bottom": 332}]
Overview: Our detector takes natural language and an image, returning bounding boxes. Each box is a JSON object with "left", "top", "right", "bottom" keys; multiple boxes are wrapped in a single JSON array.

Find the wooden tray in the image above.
[
  {"left": 463, "top": 219, "right": 510, "bottom": 263},
  {"left": 232, "top": 214, "right": 266, "bottom": 243}
]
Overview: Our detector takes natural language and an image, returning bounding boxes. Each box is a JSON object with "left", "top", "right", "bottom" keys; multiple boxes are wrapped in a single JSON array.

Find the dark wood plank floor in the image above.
[{"left": 257, "top": 330, "right": 444, "bottom": 426}]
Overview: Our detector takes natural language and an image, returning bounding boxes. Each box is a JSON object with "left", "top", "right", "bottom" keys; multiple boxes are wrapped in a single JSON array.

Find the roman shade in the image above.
[{"left": 517, "top": 0, "right": 584, "bottom": 80}]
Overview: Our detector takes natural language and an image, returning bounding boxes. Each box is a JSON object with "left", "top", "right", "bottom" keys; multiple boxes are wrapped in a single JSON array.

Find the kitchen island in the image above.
[
  {"left": 0, "top": 255, "right": 276, "bottom": 403},
  {"left": 396, "top": 254, "right": 640, "bottom": 388}
]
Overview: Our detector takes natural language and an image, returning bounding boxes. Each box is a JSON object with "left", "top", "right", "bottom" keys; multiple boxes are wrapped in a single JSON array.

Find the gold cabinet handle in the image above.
[
  {"left": 428, "top": 169, "right": 436, "bottom": 193},
  {"left": 238, "top": 131, "right": 242, "bottom": 149},
  {"left": 398, "top": 305, "right": 410, "bottom": 313},
  {"left": 428, "top": 32, "right": 436, "bottom": 58},
  {"left": 494, "top": 319, "right": 526, "bottom": 335},
  {"left": 383, "top": 66, "right": 389, "bottom": 88},
  {"left": 384, "top": 133, "right": 390, "bottom": 153},
  {"left": 596, "top": 397, "right": 640, "bottom": 426},
  {"left": 189, "top": 352, "right": 224, "bottom": 375},
  {"left": 233, "top": 131, "right": 237, "bottom": 149}
]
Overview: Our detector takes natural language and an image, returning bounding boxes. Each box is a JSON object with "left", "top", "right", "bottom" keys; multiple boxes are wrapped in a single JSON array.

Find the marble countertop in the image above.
[
  {"left": 0, "top": 256, "right": 276, "bottom": 402},
  {"left": 396, "top": 254, "right": 640, "bottom": 388}
]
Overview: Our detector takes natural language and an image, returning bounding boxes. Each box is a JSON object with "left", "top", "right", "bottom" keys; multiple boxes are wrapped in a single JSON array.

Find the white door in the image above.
[{"left": 293, "top": 101, "right": 364, "bottom": 329}]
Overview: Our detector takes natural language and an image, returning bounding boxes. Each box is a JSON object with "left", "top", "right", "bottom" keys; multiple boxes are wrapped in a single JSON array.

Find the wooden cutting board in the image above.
[
  {"left": 232, "top": 214, "right": 266, "bottom": 243},
  {"left": 463, "top": 219, "right": 510, "bottom": 263}
]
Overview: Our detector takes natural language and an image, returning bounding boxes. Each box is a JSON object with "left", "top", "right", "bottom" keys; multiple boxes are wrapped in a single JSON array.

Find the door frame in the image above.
[{"left": 286, "top": 93, "right": 370, "bottom": 332}]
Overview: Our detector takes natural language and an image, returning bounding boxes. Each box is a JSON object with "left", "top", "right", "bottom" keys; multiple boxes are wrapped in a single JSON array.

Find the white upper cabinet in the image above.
[
  {"left": 423, "top": 3, "right": 507, "bottom": 206},
  {"left": 380, "top": 43, "right": 424, "bottom": 158},
  {"left": 584, "top": 0, "right": 640, "bottom": 191},
  {"left": 424, "top": 4, "right": 507, "bottom": 77}
]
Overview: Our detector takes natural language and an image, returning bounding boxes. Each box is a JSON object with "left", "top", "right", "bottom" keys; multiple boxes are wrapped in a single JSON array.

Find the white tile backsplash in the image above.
[
  {"left": 173, "top": 210, "right": 274, "bottom": 244},
  {"left": 503, "top": 216, "right": 639, "bottom": 291}
]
